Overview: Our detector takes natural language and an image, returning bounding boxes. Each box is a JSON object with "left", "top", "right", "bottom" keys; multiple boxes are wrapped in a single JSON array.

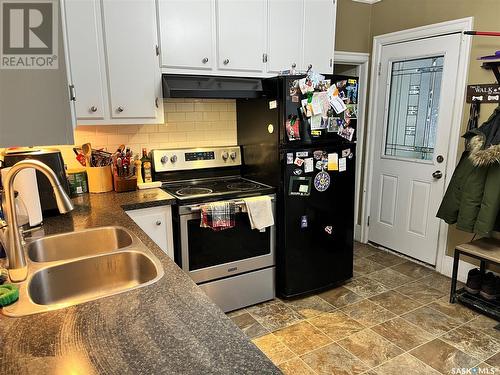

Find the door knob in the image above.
[
  {"left": 437, "top": 155, "right": 444, "bottom": 163},
  {"left": 202, "top": 57, "right": 208, "bottom": 64},
  {"left": 432, "top": 170, "right": 443, "bottom": 179},
  {"left": 155, "top": 220, "right": 162, "bottom": 226},
  {"left": 223, "top": 58, "right": 230, "bottom": 65},
  {"left": 117, "top": 106, "right": 124, "bottom": 113},
  {"left": 90, "top": 106, "right": 98, "bottom": 112},
  {"left": 291, "top": 63, "right": 296, "bottom": 68}
]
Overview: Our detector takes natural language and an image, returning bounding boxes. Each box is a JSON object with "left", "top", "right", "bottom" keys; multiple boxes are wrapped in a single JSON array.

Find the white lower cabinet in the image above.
[{"left": 126, "top": 206, "right": 174, "bottom": 260}]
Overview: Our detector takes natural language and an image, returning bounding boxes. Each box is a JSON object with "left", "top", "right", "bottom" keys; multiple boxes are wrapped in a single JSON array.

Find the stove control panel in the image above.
[{"left": 152, "top": 146, "right": 242, "bottom": 172}]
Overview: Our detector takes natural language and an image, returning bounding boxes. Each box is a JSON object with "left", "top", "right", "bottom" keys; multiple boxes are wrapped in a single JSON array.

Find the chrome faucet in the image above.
[{"left": 0, "top": 160, "right": 73, "bottom": 282}]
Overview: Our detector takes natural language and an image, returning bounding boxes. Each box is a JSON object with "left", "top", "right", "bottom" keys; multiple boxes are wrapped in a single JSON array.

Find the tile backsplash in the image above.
[{"left": 0, "top": 99, "right": 237, "bottom": 169}]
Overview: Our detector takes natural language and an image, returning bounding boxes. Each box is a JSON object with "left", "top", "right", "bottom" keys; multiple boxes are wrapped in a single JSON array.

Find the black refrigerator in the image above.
[{"left": 237, "top": 74, "right": 357, "bottom": 298}]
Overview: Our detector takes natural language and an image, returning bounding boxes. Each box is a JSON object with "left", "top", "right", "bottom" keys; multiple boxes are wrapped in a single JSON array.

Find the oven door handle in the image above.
[{"left": 186, "top": 197, "right": 275, "bottom": 213}]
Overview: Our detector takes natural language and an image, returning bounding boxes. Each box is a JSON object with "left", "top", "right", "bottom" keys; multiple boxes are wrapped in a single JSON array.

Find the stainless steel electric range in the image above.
[{"left": 152, "top": 146, "right": 276, "bottom": 312}]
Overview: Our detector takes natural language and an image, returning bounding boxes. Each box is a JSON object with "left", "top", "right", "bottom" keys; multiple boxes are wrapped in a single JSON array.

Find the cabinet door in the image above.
[
  {"left": 267, "top": 0, "right": 303, "bottom": 74},
  {"left": 302, "top": 0, "right": 336, "bottom": 74},
  {"left": 217, "top": 0, "right": 266, "bottom": 73},
  {"left": 159, "top": 0, "right": 214, "bottom": 70},
  {"left": 102, "top": 0, "right": 161, "bottom": 120},
  {"left": 126, "top": 206, "right": 174, "bottom": 260},
  {"left": 63, "top": 0, "right": 106, "bottom": 120}
]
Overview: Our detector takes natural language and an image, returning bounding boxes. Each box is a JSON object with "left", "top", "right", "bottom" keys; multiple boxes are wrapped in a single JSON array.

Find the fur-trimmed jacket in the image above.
[{"left": 437, "top": 106, "right": 500, "bottom": 236}]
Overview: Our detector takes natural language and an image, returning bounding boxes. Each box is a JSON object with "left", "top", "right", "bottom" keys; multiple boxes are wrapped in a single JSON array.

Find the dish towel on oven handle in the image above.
[
  {"left": 242, "top": 196, "right": 274, "bottom": 230},
  {"left": 200, "top": 201, "right": 236, "bottom": 231}
]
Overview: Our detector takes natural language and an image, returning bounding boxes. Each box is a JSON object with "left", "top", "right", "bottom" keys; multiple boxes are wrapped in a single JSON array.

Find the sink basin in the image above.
[
  {"left": 2, "top": 226, "right": 164, "bottom": 317},
  {"left": 28, "top": 250, "right": 159, "bottom": 306},
  {"left": 28, "top": 226, "right": 133, "bottom": 262}
]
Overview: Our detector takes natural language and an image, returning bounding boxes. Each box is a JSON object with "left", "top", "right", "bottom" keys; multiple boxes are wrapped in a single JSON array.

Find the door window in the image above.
[{"left": 384, "top": 56, "right": 444, "bottom": 161}]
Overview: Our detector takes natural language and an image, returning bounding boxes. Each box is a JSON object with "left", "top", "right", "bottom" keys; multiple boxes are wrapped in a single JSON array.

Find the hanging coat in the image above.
[{"left": 437, "top": 106, "right": 500, "bottom": 236}]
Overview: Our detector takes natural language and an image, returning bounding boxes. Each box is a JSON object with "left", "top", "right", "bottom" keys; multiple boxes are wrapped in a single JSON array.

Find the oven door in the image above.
[{"left": 179, "top": 195, "right": 275, "bottom": 284}]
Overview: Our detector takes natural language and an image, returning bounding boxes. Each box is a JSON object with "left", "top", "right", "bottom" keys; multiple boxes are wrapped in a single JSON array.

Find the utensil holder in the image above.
[
  {"left": 113, "top": 174, "right": 137, "bottom": 193},
  {"left": 86, "top": 165, "right": 113, "bottom": 193}
]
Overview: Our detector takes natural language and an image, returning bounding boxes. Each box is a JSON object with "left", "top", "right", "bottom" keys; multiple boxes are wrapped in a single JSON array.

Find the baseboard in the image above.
[
  {"left": 354, "top": 224, "right": 362, "bottom": 242},
  {"left": 440, "top": 255, "right": 477, "bottom": 283}
]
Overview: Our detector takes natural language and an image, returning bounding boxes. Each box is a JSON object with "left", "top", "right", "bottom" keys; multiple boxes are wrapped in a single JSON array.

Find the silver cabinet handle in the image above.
[
  {"left": 90, "top": 106, "right": 98, "bottom": 112},
  {"left": 223, "top": 58, "right": 230, "bottom": 65},
  {"left": 202, "top": 57, "right": 208, "bottom": 64},
  {"left": 117, "top": 106, "right": 124, "bottom": 113},
  {"left": 291, "top": 63, "right": 296, "bottom": 68},
  {"left": 155, "top": 220, "right": 162, "bottom": 226}
]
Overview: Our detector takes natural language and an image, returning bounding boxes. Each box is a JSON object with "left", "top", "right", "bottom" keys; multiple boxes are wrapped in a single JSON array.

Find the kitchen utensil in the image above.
[{"left": 82, "top": 143, "right": 92, "bottom": 167}]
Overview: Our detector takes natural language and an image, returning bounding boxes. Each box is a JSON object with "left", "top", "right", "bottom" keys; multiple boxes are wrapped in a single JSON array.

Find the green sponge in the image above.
[{"left": 0, "top": 284, "right": 19, "bottom": 307}]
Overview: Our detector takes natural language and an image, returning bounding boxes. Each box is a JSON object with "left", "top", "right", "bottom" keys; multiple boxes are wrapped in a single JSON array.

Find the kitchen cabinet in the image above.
[
  {"left": 302, "top": 0, "right": 336, "bottom": 74},
  {"left": 63, "top": 0, "right": 106, "bottom": 120},
  {"left": 126, "top": 206, "right": 174, "bottom": 260},
  {"left": 62, "top": 0, "right": 163, "bottom": 125},
  {"left": 158, "top": 0, "right": 336, "bottom": 77},
  {"left": 158, "top": 0, "right": 215, "bottom": 71},
  {"left": 267, "top": 0, "right": 303, "bottom": 74},
  {"left": 217, "top": 0, "right": 266, "bottom": 73}
]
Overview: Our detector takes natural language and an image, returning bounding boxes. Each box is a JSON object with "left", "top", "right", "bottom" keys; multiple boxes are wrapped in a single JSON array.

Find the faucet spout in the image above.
[{"left": 1, "top": 159, "right": 73, "bottom": 282}]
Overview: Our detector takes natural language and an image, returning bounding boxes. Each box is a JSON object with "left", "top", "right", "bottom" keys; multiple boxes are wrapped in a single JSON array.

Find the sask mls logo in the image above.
[{"left": 0, "top": 0, "right": 58, "bottom": 69}]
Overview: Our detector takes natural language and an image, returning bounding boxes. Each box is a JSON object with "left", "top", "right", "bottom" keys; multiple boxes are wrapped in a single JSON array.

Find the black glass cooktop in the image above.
[{"left": 162, "top": 177, "right": 274, "bottom": 201}]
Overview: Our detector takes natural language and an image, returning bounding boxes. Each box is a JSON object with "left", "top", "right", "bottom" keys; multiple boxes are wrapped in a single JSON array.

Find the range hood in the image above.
[{"left": 162, "top": 74, "right": 265, "bottom": 99}]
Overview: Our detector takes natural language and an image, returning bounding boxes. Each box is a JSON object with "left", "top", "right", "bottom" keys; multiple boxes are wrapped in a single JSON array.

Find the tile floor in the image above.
[{"left": 227, "top": 243, "right": 500, "bottom": 375}]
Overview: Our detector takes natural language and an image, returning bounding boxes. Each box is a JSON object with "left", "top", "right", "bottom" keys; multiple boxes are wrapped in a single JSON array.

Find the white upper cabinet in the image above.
[
  {"left": 158, "top": 0, "right": 215, "bottom": 71},
  {"left": 62, "top": 0, "right": 163, "bottom": 125},
  {"left": 217, "top": 0, "right": 266, "bottom": 73},
  {"left": 63, "top": 0, "right": 106, "bottom": 120},
  {"left": 302, "top": 0, "right": 336, "bottom": 74},
  {"left": 102, "top": 0, "right": 161, "bottom": 120},
  {"left": 267, "top": 0, "right": 303, "bottom": 74},
  {"left": 158, "top": 0, "right": 336, "bottom": 77}
]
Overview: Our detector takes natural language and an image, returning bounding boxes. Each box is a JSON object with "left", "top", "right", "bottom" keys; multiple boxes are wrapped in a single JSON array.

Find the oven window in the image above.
[{"left": 187, "top": 212, "right": 271, "bottom": 271}]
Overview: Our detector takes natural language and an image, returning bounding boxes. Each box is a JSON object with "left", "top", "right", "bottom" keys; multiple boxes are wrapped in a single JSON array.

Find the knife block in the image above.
[
  {"left": 86, "top": 165, "right": 113, "bottom": 193},
  {"left": 113, "top": 174, "right": 137, "bottom": 193}
]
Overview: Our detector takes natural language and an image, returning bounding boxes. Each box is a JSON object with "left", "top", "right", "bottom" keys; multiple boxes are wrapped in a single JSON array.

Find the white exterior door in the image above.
[
  {"left": 217, "top": 0, "right": 266, "bottom": 73},
  {"left": 102, "top": 0, "right": 161, "bottom": 120},
  {"left": 158, "top": 0, "right": 214, "bottom": 70},
  {"left": 369, "top": 34, "right": 462, "bottom": 265},
  {"left": 267, "top": 0, "right": 303, "bottom": 74}
]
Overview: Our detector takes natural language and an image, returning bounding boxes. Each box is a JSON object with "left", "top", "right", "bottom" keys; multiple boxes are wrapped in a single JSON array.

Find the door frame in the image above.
[
  {"left": 362, "top": 17, "right": 473, "bottom": 275},
  {"left": 334, "top": 51, "right": 370, "bottom": 242}
]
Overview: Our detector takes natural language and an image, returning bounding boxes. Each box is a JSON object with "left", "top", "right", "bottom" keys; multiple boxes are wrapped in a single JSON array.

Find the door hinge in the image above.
[
  {"left": 367, "top": 216, "right": 370, "bottom": 227},
  {"left": 262, "top": 53, "right": 268, "bottom": 63},
  {"left": 155, "top": 97, "right": 159, "bottom": 108},
  {"left": 69, "top": 84, "right": 76, "bottom": 101},
  {"left": 377, "top": 62, "right": 382, "bottom": 76},
  {"left": 155, "top": 45, "right": 160, "bottom": 56}
]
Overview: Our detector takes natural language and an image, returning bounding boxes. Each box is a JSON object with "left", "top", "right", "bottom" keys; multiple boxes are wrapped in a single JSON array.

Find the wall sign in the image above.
[{"left": 466, "top": 84, "right": 500, "bottom": 103}]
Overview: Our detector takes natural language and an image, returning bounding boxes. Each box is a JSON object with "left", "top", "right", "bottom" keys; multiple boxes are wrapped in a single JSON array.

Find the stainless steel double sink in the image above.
[{"left": 2, "top": 226, "right": 164, "bottom": 317}]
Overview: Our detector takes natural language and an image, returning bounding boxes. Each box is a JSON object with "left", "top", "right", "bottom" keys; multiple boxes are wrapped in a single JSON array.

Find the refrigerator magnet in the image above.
[
  {"left": 293, "top": 168, "right": 303, "bottom": 176},
  {"left": 304, "top": 158, "right": 314, "bottom": 173},
  {"left": 324, "top": 226, "right": 333, "bottom": 235},
  {"left": 314, "top": 171, "right": 330, "bottom": 192},
  {"left": 311, "top": 130, "right": 322, "bottom": 137},
  {"left": 313, "top": 150, "right": 323, "bottom": 160},
  {"left": 286, "top": 153, "right": 294, "bottom": 164},
  {"left": 338, "top": 124, "right": 355, "bottom": 141},
  {"left": 341, "top": 148, "right": 351, "bottom": 158},
  {"left": 315, "top": 160, "right": 324, "bottom": 170},
  {"left": 327, "top": 153, "right": 339, "bottom": 171},
  {"left": 294, "top": 157, "right": 304, "bottom": 167},
  {"left": 339, "top": 157, "right": 347, "bottom": 172},
  {"left": 296, "top": 151, "right": 309, "bottom": 157},
  {"left": 301, "top": 215, "right": 308, "bottom": 229},
  {"left": 289, "top": 176, "right": 311, "bottom": 196}
]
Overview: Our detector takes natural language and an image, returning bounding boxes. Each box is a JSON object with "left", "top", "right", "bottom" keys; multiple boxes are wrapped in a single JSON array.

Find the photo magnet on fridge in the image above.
[
  {"left": 328, "top": 153, "right": 339, "bottom": 171},
  {"left": 286, "top": 153, "right": 294, "bottom": 164},
  {"left": 339, "top": 157, "right": 347, "bottom": 172},
  {"left": 304, "top": 158, "right": 314, "bottom": 173},
  {"left": 341, "top": 148, "right": 351, "bottom": 158},
  {"left": 294, "top": 157, "right": 304, "bottom": 167}
]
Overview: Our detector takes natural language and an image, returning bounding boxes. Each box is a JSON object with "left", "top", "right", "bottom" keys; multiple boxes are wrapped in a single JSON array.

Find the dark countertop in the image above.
[{"left": 0, "top": 189, "right": 280, "bottom": 374}]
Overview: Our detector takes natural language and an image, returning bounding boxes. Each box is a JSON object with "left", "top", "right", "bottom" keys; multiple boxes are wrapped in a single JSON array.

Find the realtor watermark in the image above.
[
  {"left": 452, "top": 366, "right": 498, "bottom": 374},
  {"left": 0, "top": 0, "right": 58, "bottom": 69}
]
